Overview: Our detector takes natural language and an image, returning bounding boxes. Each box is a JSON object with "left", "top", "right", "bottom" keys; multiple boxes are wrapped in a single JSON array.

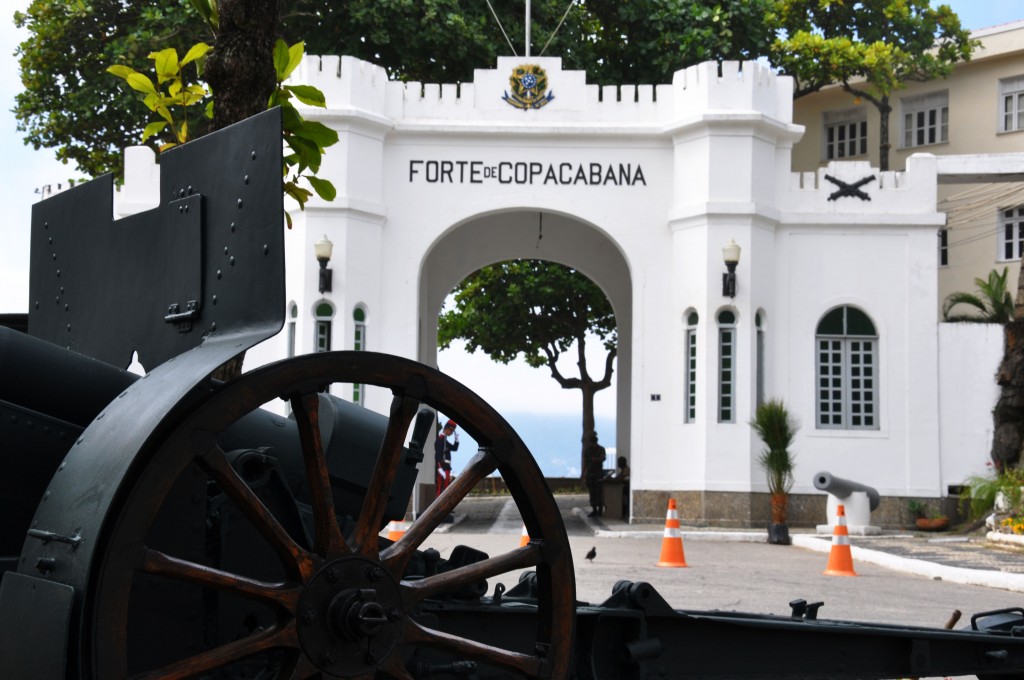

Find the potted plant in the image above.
[
  {"left": 909, "top": 500, "right": 949, "bottom": 531},
  {"left": 750, "top": 399, "right": 799, "bottom": 545}
]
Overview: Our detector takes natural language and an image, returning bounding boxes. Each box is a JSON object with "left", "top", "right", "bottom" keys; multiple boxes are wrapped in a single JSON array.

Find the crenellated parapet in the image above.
[
  {"left": 783, "top": 155, "right": 941, "bottom": 223},
  {"left": 291, "top": 55, "right": 802, "bottom": 131}
]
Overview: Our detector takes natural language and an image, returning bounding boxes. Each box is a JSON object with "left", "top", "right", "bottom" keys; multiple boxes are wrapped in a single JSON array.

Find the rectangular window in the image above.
[
  {"left": 353, "top": 323, "right": 366, "bottom": 405},
  {"left": 287, "top": 319, "right": 296, "bottom": 357},
  {"left": 718, "top": 328, "right": 734, "bottom": 423},
  {"left": 1000, "top": 76, "right": 1024, "bottom": 133},
  {"left": 901, "top": 91, "right": 948, "bottom": 148},
  {"left": 938, "top": 228, "right": 948, "bottom": 267},
  {"left": 315, "top": 320, "right": 332, "bottom": 353},
  {"left": 685, "top": 329, "right": 697, "bottom": 422},
  {"left": 816, "top": 338, "right": 877, "bottom": 429},
  {"left": 999, "top": 206, "right": 1024, "bottom": 262},
  {"left": 756, "top": 327, "right": 765, "bottom": 409},
  {"left": 823, "top": 109, "right": 868, "bottom": 160}
]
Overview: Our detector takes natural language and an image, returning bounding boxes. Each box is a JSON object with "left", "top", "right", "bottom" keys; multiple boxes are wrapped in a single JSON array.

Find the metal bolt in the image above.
[
  {"left": 326, "top": 568, "right": 339, "bottom": 583},
  {"left": 302, "top": 608, "right": 316, "bottom": 625},
  {"left": 237, "top": 198, "right": 243, "bottom": 209},
  {"left": 366, "top": 566, "right": 384, "bottom": 582},
  {"left": 365, "top": 650, "right": 379, "bottom": 664},
  {"left": 320, "top": 652, "right": 336, "bottom": 666}
]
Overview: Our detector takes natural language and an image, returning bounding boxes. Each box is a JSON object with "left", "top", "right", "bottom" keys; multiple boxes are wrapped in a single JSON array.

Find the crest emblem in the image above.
[{"left": 503, "top": 64, "right": 554, "bottom": 110}]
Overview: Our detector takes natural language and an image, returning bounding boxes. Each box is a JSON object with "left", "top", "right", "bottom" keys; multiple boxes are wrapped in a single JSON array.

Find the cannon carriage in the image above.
[{"left": 2, "top": 110, "right": 1024, "bottom": 679}]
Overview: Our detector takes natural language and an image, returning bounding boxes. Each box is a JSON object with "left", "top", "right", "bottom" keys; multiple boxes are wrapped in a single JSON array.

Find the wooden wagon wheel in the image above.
[{"left": 83, "top": 352, "right": 575, "bottom": 679}]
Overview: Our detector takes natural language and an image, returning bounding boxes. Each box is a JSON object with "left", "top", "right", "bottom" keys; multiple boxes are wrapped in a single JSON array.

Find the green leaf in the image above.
[
  {"left": 149, "top": 47, "right": 179, "bottom": 84},
  {"left": 284, "top": 84, "right": 327, "bottom": 107},
  {"left": 106, "top": 64, "right": 138, "bottom": 81},
  {"left": 306, "top": 175, "right": 337, "bottom": 201},
  {"left": 181, "top": 42, "right": 211, "bottom": 67},
  {"left": 284, "top": 41, "right": 305, "bottom": 81},
  {"left": 286, "top": 135, "right": 322, "bottom": 173},
  {"left": 126, "top": 73, "right": 159, "bottom": 96},
  {"left": 141, "top": 120, "right": 167, "bottom": 143},
  {"left": 293, "top": 120, "right": 339, "bottom": 149},
  {"left": 273, "top": 39, "right": 291, "bottom": 81}
]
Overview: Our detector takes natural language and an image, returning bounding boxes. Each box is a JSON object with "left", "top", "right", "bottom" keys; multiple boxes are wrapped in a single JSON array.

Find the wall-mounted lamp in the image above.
[
  {"left": 314, "top": 234, "right": 334, "bottom": 294},
  {"left": 722, "top": 238, "right": 741, "bottom": 298}
]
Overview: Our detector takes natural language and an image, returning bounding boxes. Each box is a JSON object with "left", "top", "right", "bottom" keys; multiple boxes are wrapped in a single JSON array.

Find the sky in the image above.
[{"left": 2, "top": 0, "right": 1022, "bottom": 475}]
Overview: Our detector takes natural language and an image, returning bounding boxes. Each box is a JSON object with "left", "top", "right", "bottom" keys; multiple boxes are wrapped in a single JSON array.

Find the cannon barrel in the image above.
[
  {"left": 0, "top": 326, "right": 428, "bottom": 575},
  {"left": 813, "top": 470, "right": 880, "bottom": 511}
]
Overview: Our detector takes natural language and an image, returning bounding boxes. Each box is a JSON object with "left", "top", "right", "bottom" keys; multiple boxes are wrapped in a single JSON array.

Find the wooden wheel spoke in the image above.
[
  {"left": 141, "top": 547, "right": 300, "bottom": 612},
  {"left": 194, "top": 438, "right": 317, "bottom": 580},
  {"left": 130, "top": 623, "right": 298, "bottom": 680},
  {"left": 403, "top": 619, "right": 545, "bottom": 678},
  {"left": 402, "top": 543, "right": 542, "bottom": 606},
  {"left": 289, "top": 392, "right": 347, "bottom": 558},
  {"left": 381, "top": 449, "right": 498, "bottom": 574},
  {"left": 350, "top": 394, "right": 421, "bottom": 556}
]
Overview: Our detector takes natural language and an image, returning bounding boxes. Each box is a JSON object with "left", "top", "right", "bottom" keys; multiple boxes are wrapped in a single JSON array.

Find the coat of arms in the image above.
[{"left": 503, "top": 64, "right": 554, "bottom": 110}]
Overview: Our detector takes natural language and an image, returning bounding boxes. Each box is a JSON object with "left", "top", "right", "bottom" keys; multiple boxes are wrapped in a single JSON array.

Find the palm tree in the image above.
[
  {"left": 943, "top": 268, "right": 1014, "bottom": 324},
  {"left": 750, "top": 399, "right": 799, "bottom": 527}
]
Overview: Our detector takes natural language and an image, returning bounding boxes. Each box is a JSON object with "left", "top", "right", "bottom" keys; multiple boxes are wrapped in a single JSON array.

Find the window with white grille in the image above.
[
  {"left": 816, "top": 306, "right": 878, "bottom": 430},
  {"left": 1000, "top": 76, "right": 1024, "bottom": 133},
  {"left": 999, "top": 206, "right": 1024, "bottom": 262},
  {"left": 823, "top": 109, "right": 868, "bottom": 160},
  {"left": 901, "top": 91, "right": 948, "bottom": 148}
]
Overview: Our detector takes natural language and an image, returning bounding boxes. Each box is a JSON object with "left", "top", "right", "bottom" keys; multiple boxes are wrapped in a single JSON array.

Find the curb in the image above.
[
  {"left": 577, "top": 508, "right": 1024, "bottom": 593},
  {"left": 791, "top": 534, "right": 1024, "bottom": 593}
]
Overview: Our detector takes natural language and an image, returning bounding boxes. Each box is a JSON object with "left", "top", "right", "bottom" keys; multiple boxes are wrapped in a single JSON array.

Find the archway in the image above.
[{"left": 417, "top": 209, "right": 633, "bottom": 472}]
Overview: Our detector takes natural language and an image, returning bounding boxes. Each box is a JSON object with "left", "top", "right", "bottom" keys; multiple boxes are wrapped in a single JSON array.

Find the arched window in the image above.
[
  {"left": 684, "top": 311, "right": 698, "bottom": 423},
  {"left": 314, "top": 301, "right": 334, "bottom": 353},
  {"left": 717, "top": 309, "right": 736, "bottom": 423},
  {"left": 352, "top": 306, "right": 367, "bottom": 405},
  {"left": 816, "top": 306, "right": 878, "bottom": 430},
  {"left": 287, "top": 302, "right": 298, "bottom": 358},
  {"left": 755, "top": 311, "right": 765, "bottom": 408}
]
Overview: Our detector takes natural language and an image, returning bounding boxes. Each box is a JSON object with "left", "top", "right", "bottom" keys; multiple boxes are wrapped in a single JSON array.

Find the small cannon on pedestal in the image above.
[{"left": 814, "top": 471, "right": 882, "bottom": 535}]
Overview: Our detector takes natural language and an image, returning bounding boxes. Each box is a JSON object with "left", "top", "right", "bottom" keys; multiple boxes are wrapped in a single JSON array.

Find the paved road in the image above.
[{"left": 417, "top": 495, "right": 1024, "bottom": 630}]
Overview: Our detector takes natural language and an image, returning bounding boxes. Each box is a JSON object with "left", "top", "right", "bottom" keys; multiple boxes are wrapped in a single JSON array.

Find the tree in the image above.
[
  {"left": 769, "top": 0, "right": 975, "bottom": 171},
  {"left": 14, "top": 0, "right": 775, "bottom": 178},
  {"left": 943, "top": 268, "right": 1015, "bottom": 324},
  {"left": 437, "top": 260, "right": 616, "bottom": 470}
]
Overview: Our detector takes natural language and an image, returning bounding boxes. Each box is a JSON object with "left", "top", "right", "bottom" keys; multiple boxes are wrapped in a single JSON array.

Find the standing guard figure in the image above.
[{"left": 435, "top": 418, "right": 459, "bottom": 500}]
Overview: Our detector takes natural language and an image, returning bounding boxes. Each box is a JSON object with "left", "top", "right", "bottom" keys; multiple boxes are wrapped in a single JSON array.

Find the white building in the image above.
[{"left": 122, "top": 55, "right": 1001, "bottom": 526}]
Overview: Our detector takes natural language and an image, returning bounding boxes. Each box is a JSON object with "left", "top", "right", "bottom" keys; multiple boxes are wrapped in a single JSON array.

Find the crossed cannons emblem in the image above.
[{"left": 824, "top": 173, "right": 875, "bottom": 201}]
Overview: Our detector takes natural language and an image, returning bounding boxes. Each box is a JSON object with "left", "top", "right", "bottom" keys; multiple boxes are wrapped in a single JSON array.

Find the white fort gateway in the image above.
[{"left": 119, "top": 55, "right": 1001, "bottom": 527}]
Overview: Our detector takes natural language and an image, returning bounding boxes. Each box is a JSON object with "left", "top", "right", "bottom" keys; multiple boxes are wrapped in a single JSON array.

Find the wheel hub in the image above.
[{"left": 297, "top": 555, "right": 403, "bottom": 676}]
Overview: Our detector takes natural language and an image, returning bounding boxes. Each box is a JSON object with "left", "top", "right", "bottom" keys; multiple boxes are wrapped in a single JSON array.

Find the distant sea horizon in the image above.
[{"left": 447, "top": 411, "right": 617, "bottom": 478}]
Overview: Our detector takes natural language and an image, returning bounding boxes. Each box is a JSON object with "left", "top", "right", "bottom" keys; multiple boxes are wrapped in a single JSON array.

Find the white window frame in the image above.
[
  {"left": 816, "top": 306, "right": 879, "bottom": 431},
  {"left": 998, "top": 206, "right": 1024, "bottom": 262},
  {"left": 352, "top": 306, "right": 367, "bottom": 405},
  {"left": 1000, "top": 75, "right": 1024, "bottom": 133},
  {"left": 684, "top": 312, "right": 698, "bottom": 423},
  {"left": 314, "top": 301, "right": 334, "bottom": 353},
  {"left": 901, "top": 91, "right": 948, "bottom": 148},
  {"left": 717, "top": 310, "right": 736, "bottom": 424},
  {"left": 823, "top": 109, "right": 868, "bottom": 160}
]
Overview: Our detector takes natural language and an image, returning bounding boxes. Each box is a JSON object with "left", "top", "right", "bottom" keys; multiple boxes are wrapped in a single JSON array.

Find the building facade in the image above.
[
  {"left": 790, "top": 20, "right": 1024, "bottom": 317},
  {"left": 120, "top": 54, "right": 1000, "bottom": 526}
]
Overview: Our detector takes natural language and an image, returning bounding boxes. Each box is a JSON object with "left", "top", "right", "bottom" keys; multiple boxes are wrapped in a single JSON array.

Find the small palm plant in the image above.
[
  {"left": 943, "top": 268, "right": 1014, "bottom": 324},
  {"left": 750, "top": 399, "right": 799, "bottom": 526}
]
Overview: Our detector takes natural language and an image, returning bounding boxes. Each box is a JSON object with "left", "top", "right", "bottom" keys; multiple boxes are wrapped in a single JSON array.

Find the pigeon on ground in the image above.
[{"left": 585, "top": 546, "right": 596, "bottom": 562}]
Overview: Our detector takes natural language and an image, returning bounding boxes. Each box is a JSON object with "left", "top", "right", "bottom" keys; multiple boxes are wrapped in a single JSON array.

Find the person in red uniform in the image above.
[{"left": 435, "top": 418, "right": 459, "bottom": 499}]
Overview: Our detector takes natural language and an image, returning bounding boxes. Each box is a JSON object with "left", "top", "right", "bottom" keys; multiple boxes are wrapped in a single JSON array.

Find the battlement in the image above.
[
  {"left": 292, "top": 55, "right": 796, "bottom": 130},
  {"left": 783, "top": 155, "right": 940, "bottom": 220}
]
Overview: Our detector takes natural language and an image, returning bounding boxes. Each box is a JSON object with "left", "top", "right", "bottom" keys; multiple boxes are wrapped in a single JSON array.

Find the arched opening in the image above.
[{"left": 418, "top": 210, "right": 632, "bottom": 480}]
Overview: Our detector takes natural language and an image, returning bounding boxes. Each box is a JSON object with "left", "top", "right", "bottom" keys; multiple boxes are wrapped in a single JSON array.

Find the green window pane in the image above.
[
  {"left": 817, "top": 307, "right": 844, "bottom": 335},
  {"left": 353, "top": 307, "right": 366, "bottom": 322},
  {"left": 846, "top": 307, "right": 876, "bottom": 336},
  {"left": 718, "top": 310, "right": 735, "bottom": 325},
  {"left": 316, "top": 302, "right": 334, "bottom": 318}
]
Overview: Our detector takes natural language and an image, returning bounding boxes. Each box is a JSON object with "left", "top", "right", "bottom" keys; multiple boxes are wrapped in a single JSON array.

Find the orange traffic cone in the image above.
[
  {"left": 656, "top": 499, "right": 688, "bottom": 567},
  {"left": 386, "top": 520, "right": 406, "bottom": 542},
  {"left": 519, "top": 523, "right": 530, "bottom": 547},
  {"left": 823, "top": 504, "right": 858, "bottom": 576}
]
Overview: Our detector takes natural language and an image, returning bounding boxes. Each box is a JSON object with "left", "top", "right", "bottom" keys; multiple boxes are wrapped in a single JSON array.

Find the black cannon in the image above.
[{"left": 3, "top": 110, "right": 1024, "bottom": 680}]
